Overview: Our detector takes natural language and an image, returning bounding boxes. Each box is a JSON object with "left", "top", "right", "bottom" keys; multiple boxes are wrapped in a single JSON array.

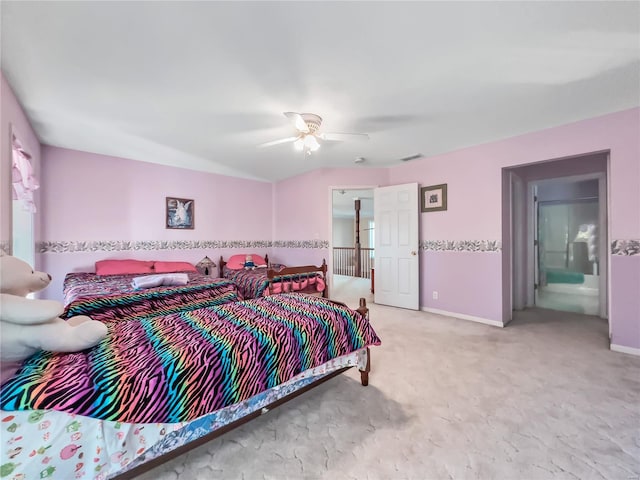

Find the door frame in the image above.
[
  {"left": 327, "top": 185, "right": 378, "bottom": 293},
  {"left": 525, "top": 171, "right": 609, "bottom": 319},
  {"left": 511, "top": 171, "right": 526, "bottom": 312}
]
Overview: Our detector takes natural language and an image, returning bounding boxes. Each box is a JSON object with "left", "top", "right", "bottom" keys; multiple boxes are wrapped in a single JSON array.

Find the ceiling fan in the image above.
[{"left": 258, "top": 112, "right": 369, "bottom": 155}]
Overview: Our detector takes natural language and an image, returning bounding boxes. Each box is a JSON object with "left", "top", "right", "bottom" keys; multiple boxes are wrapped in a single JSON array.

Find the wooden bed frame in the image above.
[
  {"left": 114, "top": 298, "right": 371, "bottom": 479},
  {"left": 219, "top": 254, "right": 329, "bottom": 298}
]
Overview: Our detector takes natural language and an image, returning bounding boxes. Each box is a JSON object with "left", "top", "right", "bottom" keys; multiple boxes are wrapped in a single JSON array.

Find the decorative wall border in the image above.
[
  {"left": 37, "top": 240, "right": 272, "bottom": 253},
  {"left": 36, "top": 240, "right": 330, "bottom": 253},
  {"left": 611, "top": 240, "right": 640, "bottom": 256},
  {"left": 32, "top": 239, "right": 640, "bottom": 255},
  {"left": 273, "top": 240, "right": 329, "bottom": 249},
  {"left": 420, "top": 239, "right": 640, "bottom": 255},
  {"left": 420, "top": 240, "right": 502, "bottom": 252}
]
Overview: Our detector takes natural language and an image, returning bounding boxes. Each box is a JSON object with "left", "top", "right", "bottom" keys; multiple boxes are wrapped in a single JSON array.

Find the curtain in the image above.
[{"left": 11, "top": 134, "right": 38, "bottom": 213}]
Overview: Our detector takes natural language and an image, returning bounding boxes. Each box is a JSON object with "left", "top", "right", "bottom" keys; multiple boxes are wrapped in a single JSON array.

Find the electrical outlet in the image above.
[{"left": 432, "top": 291, "right": 438, "bottom": 300}]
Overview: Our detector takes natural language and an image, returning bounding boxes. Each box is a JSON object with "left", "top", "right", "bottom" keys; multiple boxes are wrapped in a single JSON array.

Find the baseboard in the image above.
[
  {"left": 421, "top": 307, "right": 504, "bottom": 328},
  {"left": 610, "top": 344, "right": 640, "bottom": 356}
]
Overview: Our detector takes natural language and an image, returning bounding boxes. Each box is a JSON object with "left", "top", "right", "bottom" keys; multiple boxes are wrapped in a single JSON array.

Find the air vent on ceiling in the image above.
[{"left": 399, "top": 154, "right": 423, "bottom": 162}]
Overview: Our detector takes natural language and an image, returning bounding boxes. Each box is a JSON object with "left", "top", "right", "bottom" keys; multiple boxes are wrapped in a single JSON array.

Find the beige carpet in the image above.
[{"left": 137, "top": 275, "right": 640, "bottom": 479}]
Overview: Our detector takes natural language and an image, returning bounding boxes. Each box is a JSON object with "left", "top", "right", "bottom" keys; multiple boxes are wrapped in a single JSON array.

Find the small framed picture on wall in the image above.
[
  {"left": 166, "top": 197, "right": 194, "bottom": 229},
  {"left": 420, "top": 184, "right": 447, "bottom": 212}
]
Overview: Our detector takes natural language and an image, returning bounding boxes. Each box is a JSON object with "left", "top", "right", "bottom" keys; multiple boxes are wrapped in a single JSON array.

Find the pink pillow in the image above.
[
  {"left": 226, "top": 254, "right": 267, "bottom": 270},
  {"left": 95, "top": 259, "right": 154, "bottom": 276},
  {"left": 154, "top": 261, "right": 197, "bottom": 273}
]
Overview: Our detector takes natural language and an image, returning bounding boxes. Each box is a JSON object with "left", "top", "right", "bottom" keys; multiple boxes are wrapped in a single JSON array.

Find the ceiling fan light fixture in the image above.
[
  {"left": 260, "top": 111, "right": 367, "bottom": 155},
  {"left": 304, "top": 134, "right": 320, "bottom": 151},
  {"left": 300, "top": 113, "right": 322, "bottom": 134}
]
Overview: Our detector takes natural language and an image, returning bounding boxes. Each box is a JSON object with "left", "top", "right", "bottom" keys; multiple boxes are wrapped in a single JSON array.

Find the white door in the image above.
[{"left": 374, "top": 183, "right": 419, "bottom": 309}]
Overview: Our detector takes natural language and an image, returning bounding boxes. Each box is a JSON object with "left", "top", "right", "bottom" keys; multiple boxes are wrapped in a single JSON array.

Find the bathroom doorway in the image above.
[{"left": 506, "top": 152, "right": 609, "bottom": 325}]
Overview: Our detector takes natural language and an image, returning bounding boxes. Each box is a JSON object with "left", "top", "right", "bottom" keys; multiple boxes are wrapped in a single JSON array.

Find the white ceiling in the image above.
[{"left": 2, "top": 2, "right": 638, "bottom": 182}]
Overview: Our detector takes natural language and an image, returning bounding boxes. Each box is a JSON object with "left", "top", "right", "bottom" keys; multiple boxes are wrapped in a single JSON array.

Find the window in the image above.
[{"left": 11, "top": 132, "right": 37, "bottom": 266}]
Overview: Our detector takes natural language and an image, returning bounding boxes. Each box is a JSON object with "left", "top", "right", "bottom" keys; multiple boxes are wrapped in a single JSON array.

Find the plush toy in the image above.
[
  {"left": 244, "top": 254, "right": 256, "bottom": 270},
  {"left": 0, "top": 253, "right": 108, "bottom": 382}
]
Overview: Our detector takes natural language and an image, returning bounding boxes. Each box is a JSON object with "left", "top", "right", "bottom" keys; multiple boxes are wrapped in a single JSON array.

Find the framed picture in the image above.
[
  {"left": 166, "top": 197, "right": 194, "bottom": 229},
  {"left": 420, "top": 184, "right": 447, "bottom": 212}
]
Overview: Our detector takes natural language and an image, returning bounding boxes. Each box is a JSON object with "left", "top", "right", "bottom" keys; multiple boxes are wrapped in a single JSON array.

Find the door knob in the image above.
[{"left": 411, "top": 251, "right": 417, "bottom": 256}]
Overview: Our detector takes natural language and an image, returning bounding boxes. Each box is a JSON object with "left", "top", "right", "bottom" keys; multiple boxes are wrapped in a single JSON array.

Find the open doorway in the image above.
[
  {"left": 329, "top": 187, "right": 375, "bottom": 303},
  {"left": 505, "top": 152, "right": 609, "bottom": 330}
]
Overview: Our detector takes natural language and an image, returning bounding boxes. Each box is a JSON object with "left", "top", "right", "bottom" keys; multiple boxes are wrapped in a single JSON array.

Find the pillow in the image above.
[
  {"left": 153, "top": 261, "right": 198, "bottom": 273},
  {"left": 226, "top": 254, "right": 267, "bottom": 270},
  {"left": 95, "top": 259, "right": 155, "bottom": 276}
]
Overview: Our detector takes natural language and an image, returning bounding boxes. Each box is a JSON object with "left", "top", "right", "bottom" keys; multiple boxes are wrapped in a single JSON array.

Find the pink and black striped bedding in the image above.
[
  {"left": 63, "top": 272, "right": 242, "bottom": 323},
  {"left": 0, "top": 294, "right": 381, "bottom": 423},
  {"left": 223, "top": 265, "right": 325, "bottom": 299}
]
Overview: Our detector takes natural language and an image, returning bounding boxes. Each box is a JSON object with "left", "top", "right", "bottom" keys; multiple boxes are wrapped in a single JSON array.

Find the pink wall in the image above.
[
  {"left": 39, "top": 146, "right": 273, "bottom": 299},
  {"left": 391, "top": 110, "right": 639, "bottom": 240},
  {"left": 0, "top": 72, "right": 42, "bottom": 252},
  {"left": 424, "top": 251, "right": 503, "bottom": 320},
  {"left": 387, "top": 108, "right": 639, "bottom": 349},
  {"left": 274, "top": 167, "right": 389, "bottom": 241},
  {"left": 610, "top": 257, "right": 640, "bottom": 348},
  {"left": 270, "top": 167, "right": 389, "bottom": 267}
]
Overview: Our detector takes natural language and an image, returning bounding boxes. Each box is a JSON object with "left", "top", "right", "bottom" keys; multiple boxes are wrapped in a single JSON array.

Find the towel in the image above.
[{"left": 131, "top": 273, "right": 189, "bottom": 289}]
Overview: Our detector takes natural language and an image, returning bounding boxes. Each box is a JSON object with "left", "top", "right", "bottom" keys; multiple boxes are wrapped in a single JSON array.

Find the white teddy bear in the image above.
[{"left": 0, "top": 253, "right": 108, "bottom": 382}]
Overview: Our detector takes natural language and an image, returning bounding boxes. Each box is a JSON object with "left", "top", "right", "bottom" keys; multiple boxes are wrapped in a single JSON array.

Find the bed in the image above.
[
  {"left": 220, "top": 254, "right": 328, "bottom": 299},
  {"left": 62, "top": 271, "right": 242, "bottom": 322},
  {"left": 0, "top": 294, "right": 380, "bottom": 479}
]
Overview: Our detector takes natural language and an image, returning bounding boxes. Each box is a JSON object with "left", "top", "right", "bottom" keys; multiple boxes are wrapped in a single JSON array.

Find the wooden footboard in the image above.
[
  {"left": 267, "top": 258, "right": 329, "bottom": 298},
  {"left": 219, "top": 254, "right": 329, "bottom": 298},
  {"left": 356, "top": 298, "right": 370, "bottom": 386}
]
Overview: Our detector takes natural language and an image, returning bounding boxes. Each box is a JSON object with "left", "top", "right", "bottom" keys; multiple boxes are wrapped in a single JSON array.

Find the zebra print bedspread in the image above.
[
  {"left": 223, "top": 265, "right": 324, "bottom": 299},
  {"left": 63, "top": 272, "right": 242, "bottom": 322},
  {"left": 0, "top": 294, "right": 381, "bottom": 423}
]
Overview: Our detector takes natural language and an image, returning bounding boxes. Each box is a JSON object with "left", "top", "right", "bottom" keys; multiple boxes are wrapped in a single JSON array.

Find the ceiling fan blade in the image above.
[
  {"left": 283, "top": 112, "right": 310, "bottom": 133},
  {"left": 319, "top": 132, "right": 369, "bottom": 142},
  {"left": 257, "top": 136, "right": 299, "bottom": 148}
]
